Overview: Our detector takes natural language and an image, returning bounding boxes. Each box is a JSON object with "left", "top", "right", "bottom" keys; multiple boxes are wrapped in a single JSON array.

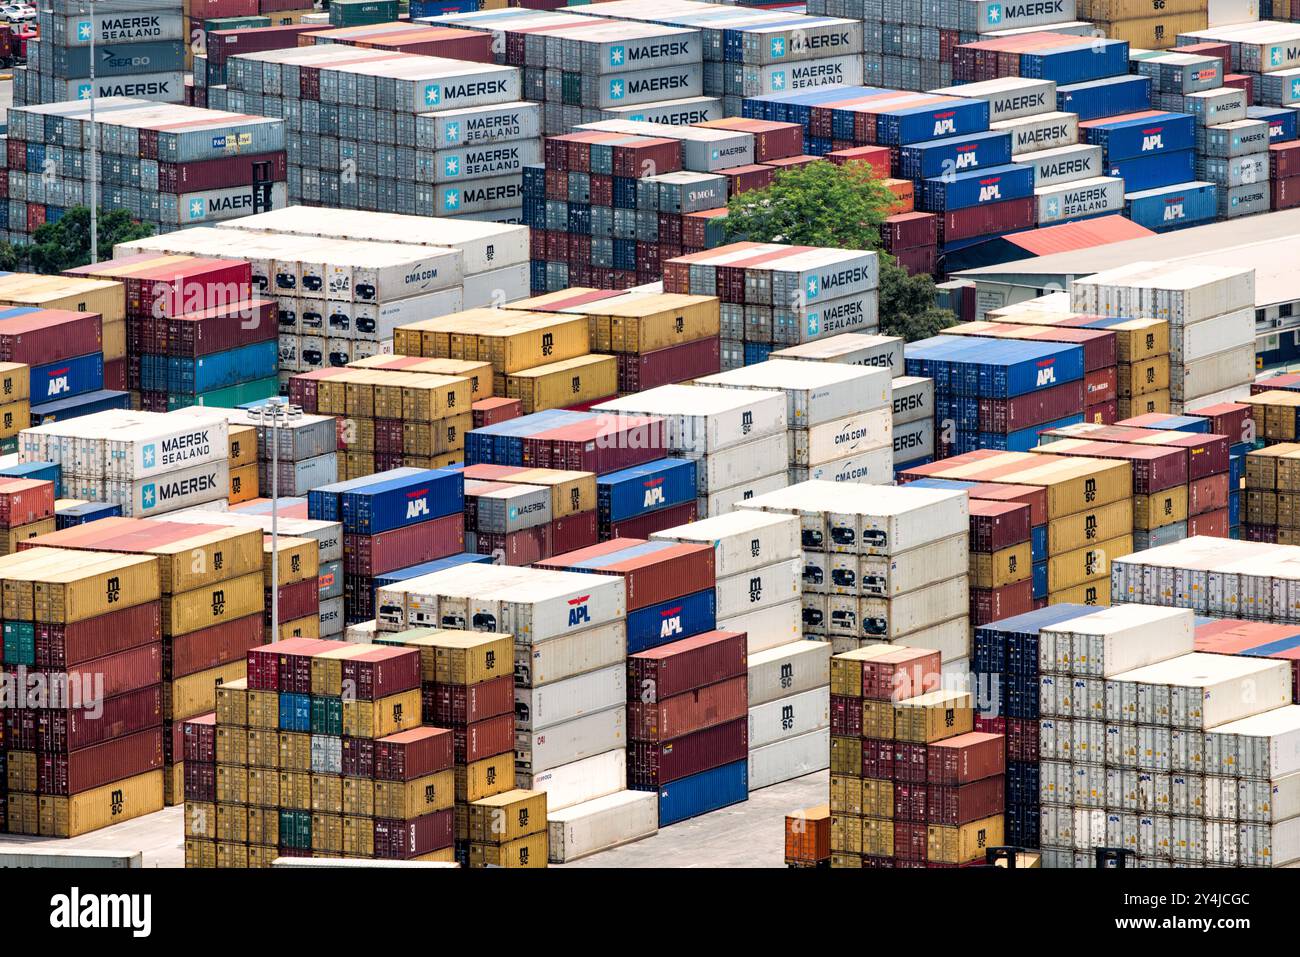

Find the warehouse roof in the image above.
[
  {"left": 955, "top": 208, "right": 1300, "bottom": 308},
  {"left": 1000, "top": 215, "right": 1153, "bottom": 258}
]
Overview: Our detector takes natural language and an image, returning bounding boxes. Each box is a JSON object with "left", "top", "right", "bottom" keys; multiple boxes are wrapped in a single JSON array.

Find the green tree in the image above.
[
  {"left": 20, "top": 207, "right": 154, "bottom": 275},
  {"left": 722, "top": 161, "right": 956, "bottom": 342}
]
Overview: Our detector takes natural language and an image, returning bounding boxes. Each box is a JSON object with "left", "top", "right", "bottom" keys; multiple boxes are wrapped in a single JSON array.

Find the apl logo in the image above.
[
  {"left": 1141, "top": 132, "right": 1163, "bottom": 151},
  {"left": 770, "top": 36, "right": 786, "bottom": 58},
  {"left": 1035, "top": 359, "right": 1056, "bottom": 386},
  {"left": 443, "top": 188, "right": 460, "bottom": 211},
  {"left": 444, "top": 121, "right": 460, "bottom": 143},
  {"left": 979, "top": 180, "right": 1002, "bottom": 202},
  {"left": 142, "top": 444, "right": 157, "bottom": 469},
  {"left": 424, "top": 83, "right": 442, "bottom": 106},
  {"left": 609, "top": 78, "right": 626, "bottom": 100},
  {"left": 444, "top": 156, "right": 460, "bottom": 178},
  {"left": 609, "top": 45, "right": 625, "bottom": 67},
  {"left": 770, "top": 71, "right": 786, "bottom": 91},
  {"left": 986, "top": 3, "right": 1002, "bottom": 23},
  {"left": 954, "top": 148, "right": 978, "bottom": 169},
  {"left": 567, "top": 595, "right": 591, "bottom": 627},
  {"left": 643, "top": 477, "right": 665, "bottom": 508},
  {"left": 406, "top": 490, "right": 430, "bottom": 519},
  {"left": 660, "top": 605, "right": 683, "bottom": 638},
  {"left": 933, "top": 112, "right": 956, "bottom": 136},
  {"left": 1164, "top": 202, "right": 1184, "bottom": 221}
]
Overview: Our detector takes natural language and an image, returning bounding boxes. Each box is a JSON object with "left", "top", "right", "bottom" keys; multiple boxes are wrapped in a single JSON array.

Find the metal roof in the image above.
[
  {"left": 955, "top": 207, "right": 1300, "bottom": 308},
  {"left": 1001, "top": 215, "right": 1153, "bottom": 258}
]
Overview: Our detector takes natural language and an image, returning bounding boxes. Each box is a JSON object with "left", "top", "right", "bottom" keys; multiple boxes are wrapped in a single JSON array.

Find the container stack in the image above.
[
  {"left": 696, "top": 358, "right": 893, "bottom": 485},
  {"left": 0, "top": 477, "right": 55, "bottom": 555},
  {"left": 192, "top": 23, "right": 328, "bottom": 104},
  {"left": 1195, "top": 618, "right": 1300, "bottom": 703},
  {"left": 971, "top": 604, "right": 1098, "bottom": 848},
  {"left": 19, "top": 0, "right": 186, "bottom": 107},
  {"left": 738, "top": 482, "right": 971, "bottom": 662},
  {"left": 953, "top": 32, "right": 1131, "bottom": 86},
  {"left": 21, "top": 516, "right": 271, "bottom": 805},
  {"left": 461, "top": 464, "right": 600, "bottom": 564},
  {"left": 594, "top": 384, "right": 789, "bottom": 518},
  {"left": 0, "top": 98, "right": 286, "bottom": 244},
  {"left": 0, "top": 363, "right": 28, "bottom": 455},
  {"left": 1243, "top": 440, "right": 1300, "bottom": 543},
  {"left": 0, "top": 546, "right": 166, "bottom": 837},
  {"left": 0, "top": 305, "right": 107, "bottom": 423},
  {"left": 183, "top": 638, "right": 453, "bottom": 867},
  {"left": 966, "top": 496, "right": 1034, "bottom": 628},
  {"left": 467, "top": 789, "right": 550, "bottom": 867},
  {"left": 1083, "top": 0, "right": 1206, "bottom": 50},
  {"left": 661, "top": 242, "right": 881, "bottom": 369},
  {"left": 829, "top": 645, "right": 1003, "bottom": 867},
  {"left": 1069, "top": 262, "right": 1256, "bottom": 413},
  {"left": 902, "top": 450, "right": 1134, "bottom": 607}
]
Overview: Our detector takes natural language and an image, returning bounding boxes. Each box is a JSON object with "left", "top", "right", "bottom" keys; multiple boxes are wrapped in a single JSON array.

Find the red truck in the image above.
[{"left": 0, "top": 24, "right": 35, "bottom": 68}]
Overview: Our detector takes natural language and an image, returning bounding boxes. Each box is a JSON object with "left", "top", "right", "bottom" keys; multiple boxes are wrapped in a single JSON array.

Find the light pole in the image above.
[{"left": 247, "top": 398, "right": 302, "bottom": 642}]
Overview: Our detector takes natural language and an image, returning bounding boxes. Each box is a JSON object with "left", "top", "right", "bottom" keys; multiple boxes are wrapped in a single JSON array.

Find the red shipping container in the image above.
[
  {"left": 45, "top": 642, "right": 163, "bottom": 700},
  {"left": 1084, "top": 400, "right": 1118, "bottom": 425},
  {"left": 37, "top": 727, "right": 163, "bottom": 795},
  {"left": 1189, "top": 472, "right": 1230, "bottom": 516},
  {"left": 185, "top": 760, "right": 216, "bottom": 802},
  {"left": 697, "top": 118, "right": 803, "bottom": 162},
  {"left": 957, "top": 481, "right": 1047, "bottom": 527},
  {"left": 1007, "top": 716, "right": 1039, "bottom": 762},
  {"left": 269, "top": 578, "right": 319, "bottom": 625},
  {"left": 374, "top": 808, "right": 453, "bottom": 859},
  {"left": 168, "top": 613, "right": 262, "bottom": 679},
  {"left": 205, "top": 23, "right": 320, "bottom": 64},
  {"left": 978, "top": 381, "right": 1084, "bottom": 434},
  {"left": 1184, "top": 401, "right": 1250, "bottom": 443},
  {"left": 190, "top": 0, "right": 258, "bottom": 20},
  {"left": 157, "top": 153, "right": 288, "bottom": 194},
  {"left": 551, "top": 510, "right": 598, "bottom": 555},
  {"left": 618, "top": 335, "right": 720, "bottom": 393},
  {"left": 1085, "top": 366, "right": 1118, "bottom": 406},
  {"left": 430, "top": 674, "right": 514, "bottom": 726},
  {"left": 34, "top": 600, "right": 162, "bottom": 669},
  {"left": 894, "top": 244, "right": 938, "bottom": 277},
  {"left": 451, "top": 711, "right": 514, "bottom": 764},
  {"left": 941, "top": 196, "right": 1037, "bottom": 242},
  {"left": 970, "top": 579, "right": 1034, "bottom": 626},
  {"left": 342, "top": 736, "right": 376, "bottom": 777},
  {"left": 926, "top": 731, "right": 1006, "bottom": 784},
  {"left": 1038, "top": 439, "right": 1186, "bottom": 494},
  {"left": 894, "top": 742, "right": 930, "bottom": 784},
  {"left": 862, "top": 737, "right": 896, "bottom": 779},
  {"left": 1039, "top": 425, "right": 1228, "bottom": 480},
  {"left": 524, "top": 414, "right": 667, "bottom": 474},
  {"left": 1188, "top": 508, "right": 1228, "bottom": 538},
  {"left": 862, "top": 647, "right": 942, "bottom": 701},
  {"left": 1178, "top": 42, "right": 1231, "bottom": 69},
  {"left": 345, "top": 513, "right": 463, "bottom": 576},
  {"left": 342, "top": 646, "right": 420, "bottom": 701},
  {"left": 725, "top": 164, "right": 777, "bottom": 197},
  {"left": 831, "top": 693, "right": 863, "bottom": 736},
  {"left": 247, "top": 636, "right": 341, "bottom": 692},
  {"left": 164, "top": 299, "right": 277, "bottom": 357},
  {"left": 826, "top": 145, "right": 892, "bottom": 178},
  {"left": 103, "top": 357, "right": 127, "bottom": 391},
  {"left": 0, "top": 309, "right": 102, "bottom": 366},
  {"left": 627, "top": 715, "right": 748, "bottom": 788},
  {"left": 538, "top": 538, "right": 714, "bottom": 611},
  {"left": 968, "top": 499, "right": 1030, "bottom": 552},
  {"left": 0, "top": 477, "right": 54, "bottom": 526},
  {"left": 374, "top": 727, "right": 454, "bottom": 782},
  {"left": 473, "top": 397, "right": 523, "bottom": 429},
  {"left": 182, "top": 712, "right": 217, "bottom": 764},
  {"left": 1223, "top": 73, "right": 1253, "bottom": 104},
  {"left": 894, "top": 781, "right": 928, "bottom": 822},
  {"left": 894, "top": 821, "right": 927, "bottom": 861},
  {"left": 926, "top": 776, "right": 1005, "bottom": 826},
  {"left": 476, "top": 525, "right": 550, "bottom": 566},
  {"left": 603, "top": 501, "right": 697, "bottom": 541},
  {"left": 626, "top": 674, "right": 747, "bottom": 742},
  {"left": 38, "top": 684, "right": 163, "bottom": 753},
  {"left": 1274, "top": 174, "right": 1300, "bottom": 211},
  {"left": 882, "top": 211, "right": 939, "bottom": 251},
  {"left": 288, "top": 367, "right": 351, "bottom": 414},
  {"left": 1272, "top": 142, "right": 1300, "bottom": 180},
  {"left": 626, "top": 630, "right": 747, "bottom": 701}
]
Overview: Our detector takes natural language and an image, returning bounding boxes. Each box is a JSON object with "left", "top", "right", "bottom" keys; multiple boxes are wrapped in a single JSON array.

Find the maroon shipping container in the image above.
[
  {"left": 894, "top": 821, "right": 928, "bottom": 861},
  {"left": 1272, "top": 141, "right": 1300, "bottom": 180},
  {"left": 968, "top": 499, "right": 1030, "bottom": 552},
  {"left": 941, "top": 196, "right": 1036, "bottom": 242},
  {"left": 1178, "top": 42, "right": 1230, "bottom": 67},
  {"left": 204, "top": 23, "right": 320, "bottom": 65},
  {"left": 893, "top": 781, "right": 927, "bottom": 822},
  {"left": 341, "top": 646, "right": 420, "bottom": 701},
  {"left": 926, "top": 776, "right": 1005, "bottom": 826},
  {"left": 342, "top": 736, "right": 376, "bottom": 777},
  {"left": 1188, "top": 508, "right": 1229, "bottom": 538},
  {"left": 1085, "top": 365, "right": 1118, "bottom": 405},
  {"left": 881, "top": 211, "right": 938, "bottom": 251},
  {"left": 894, "top": 244, "right": 938, "bottom": 277},
  {"left": 157, "top": 153, "right": 288, "bottom": 195},
  {"left": 626, "top": 630, "right": 747, "bottom": 702},
  {"left": 970, "top": 579, "right": 1034, "bottom": 626},
  {"left": 926, "top": 731, "right": 1006, "bottom": 785},
  {"left": 451, "top": 711, "right": 514, "bottom": 764},
  {"left": 167, "top": 613, "right": 261, "bottom": 680},
  {"left": 345, "top": 513, "right": 463, "bottom": 576},
  {"left": 38, "top": 641, "right": 162, "bottom": 700},
  {"left": 626, "top": 674, "right": 747, "bottom": 742},
  {"left": 373, "top": 727, "right": 454, "bottom": 782},
  {"left": 0, "top": 478, "right": 54, "bottom": 526},
  {"left": 551, "top": 510, "right": 598, "bottom": 555},
  {"left": 34, "top": 599, "right": 161, "bottom": 669},
  {"left": 523, "top": 414, "right": 667, "bottom": 475},
  {"left": 978, "top": 380, "right": 1083, "bottom": 433},
  {"left": 963, "top": 481, "right": 1048, "bottom": 527},
  {"left": 37, "top": 727, "right": 163, "bottom": 795},
  {"left": 1039, "top": 425, "right": 1229, "bottom": 479},
  {"left": 862, "top": 737, "right": 896, "bottom": 779},
  {"left": 476, "top": 525, "right": 550, "bottom": 566},
  {"left": 831, "top": 693, "right": 863, "bottom": 736},
  {"left": 472, "top": 397, "right": 523, "bottom": 429},
  {"left": 894, "top": 741, "right": 929, "bottom": 783},
  {"left": 1039, "top": 439, "right": 1186, "bottom": 494},
  {"left": 430, "top": 674, "right": 514, "bottom": 726},
  {"left": 247, "top": 636, "right": 344, "bottom": 692},
  {"left": 0, "top": 310, "right": 102, "bottom": 366},
  {"left": 1007, "top": 716, "right": 1038, "bottom": 762},
  {"left": 268, "top": 578, "right": 319, "bottom": 626},
  {"left": 1085, "top": 399, "right": 1118, "bottom": 425},
  {"left": 724, "top": 164, "right": 777, "bottom": 197},
  {"left": 1189, "top": 472, "right": 1230, "bottom": 516},
  {"left": 184, "top": 760, "right": 216, "bottom": 802},
  {"left": 162, "top": 299, "right": 276, "bottom": 357},
  {"left": 862, "top": 647, "right": 942, "bottom": 701},
  {"left": 626, "top": 715, "right": 747, "bottom": 788},
  {"left": 1275, "top": 175, "right": 1300, "bottom": 211},
  {"left": 537, "top": 538, "right": 715, "bottom": 611},
  {"left": 374, "top": 808, "right": 454, "bottom": 859},
  {"left": 1183, "top": 401, "right": 1250, "bottom": 443},
  {"left": 182, "top": 712, "right": 216, "bottom": 764},
  {"left": 618, "top": 335, "right": 720, "bottom": 393},
  {"left": 603, "top": 501, "right": 697, "bottom": 541},
  {"left": 6, "top": 705, "right": 37, "bottom": 749},
  {"left": 697, "top": 118, "right": 802, "bottom": 162},
  {"left": 104, "top": 358, "right": 127, "bottom": 392},
  {"left": 38, "top": 684, "right": 163, "bottom": 753}
]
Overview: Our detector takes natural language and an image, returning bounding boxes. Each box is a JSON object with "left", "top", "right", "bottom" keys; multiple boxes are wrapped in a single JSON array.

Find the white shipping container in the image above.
[
  {"left": 888, "top": 614, "right": 972, "bottom": 662},
  {"left": 160, "top": 511, "right": 343, "bottom": 562},
  {"left": 748, "top": 55, "right": 862, "bottom": 95},
  {"left": 1109, "top": 653, "right": 1292, "bottom": 730},
  {"left": 516, "top": 748, "right": 627, "bottom": 811},
  {"left": 463, "top": 263, "right": 530, "bottom": 308},
  {"left": 429, "top": 139, "right": 543, "bottom": 184},
  {"left": 0, "top": 849, "right": 142, "bottom": 867},
  {"left": 1020, "top": 143, "right": 1105, "bottom": 188},
  {"left": 599, "top": 95, "right": 724, "bottom": 125},
  {"left": 55, "top": 72, "right": 184, "bottom": 103},
  {"left": 515, "top": 620, "right": 627, "bottom": 688},
  {"left": 577, "top": 118, "right": 754, "bottom": 171},
  {"left": 1176, "top": 342, "right": 1256, "bottom": 401},
  {"left": 698, "top": 359, "right": 890, "bottom": 426},
  {"left": 433, "top": 175, "right": 525, "bottom": 217},
  {"left": 515, "top": 704, "right": 627, "bottom": 775},
  {"left": 318, "top": 596, "right": 344, "bottom": 637},
  {"left": 748, "top": 686, "right": 829, "bottom": 747},
  {"left": 931, "top": 76, "right": 1057, "bottom": 121},
  {"left": 1239, "top": 818, "right": 1300, "bottom": 866},
  {"left": 791, "top": 409, "right": 891, "bottom": 467},
  {"left": 747, "top": 639, "right": 830, "bottom": 706},
  {"left": 651, "top": 510, "right": 800, "bottom": 579},
  {"left": 1038, "top": 604, "right": 1194, "bottom": 678},
  {"left": 596, "top": 384, "right": 786, "bottom": 454},
  {"left": 1176, "top": 307, "right": 1255, "bottom": 363},
  {"left": 891, "top": 375, "right": 934, "bottom": 426},
  {"left": 748, "top": 727, "right": 829, "bottom": 790},
  {"left": 1036, "top": 176, "right": 1124, "bottom": 225},
  {"left": 859, "top": 575, "right": 969, "bottom": 640},
  {"left": 1203, "top": 704, "right": 1300, "bottom": 779},
  {"left": 893, "top": 417, "right": 934, "bottom": 464},
  {"left": 719, "top": 597, "right": 802, "bottom": 654},
  {"left": 687, "top": 432, "right": 788, "bottom": 495},
  {"left": 697, "top": 470, "right": 790, "bottom": 518},
  {"left": 771, "top": 332, "right": 904, "bottom": 375},
  {"left": 514, "top": 664, "right": 626, "bottom": 732},
  {"left": 111, "top": 459, "right": 229, "bottom": 516},
  {"left": 420, "top": 101, "right": 541, "bottom": 150},
  {"left": 992, "top": 111, "right": 1078, "bottom": 154},
  {"left": 261, "top": 453, "right": 338, "bottom": 497},
  {"left": 714, "top": 556, "right": 801, "bottom": 619},
  {"left": 547, "top": 789, "right": 659, "bottom": 863},
  {"left": 856, "top": 532, "right": 969, "bottom": 598}
]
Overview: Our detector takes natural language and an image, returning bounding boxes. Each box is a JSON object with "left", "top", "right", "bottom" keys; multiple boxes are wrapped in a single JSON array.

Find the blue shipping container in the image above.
[
  {"left": 30, "top": 352, "right": 103, "bottom": 403},
  {"left": 1031, "top": 525, "right": 1047, "bottom": 562},
  {"left": 980, "top": 412, "right": 1084, "bottom": 452},
  {"left": 1124, "top": 180, "right": 1217, "bottom": 231},
  {"left": 1032, "top": 560, "right": 1047, "bottom": 599},
  {"left": 340, "top": 468, "right": 464, "bottom": 535},
  {"left": 28, "top": 388, "right": 129, "bottom": 425},
  {"left": 1056, "top": 75, "right": 1151, "bottom": 122},
  {"left": 972, "top": 604, "right": 1095, "bottom": 674},
  {"left": 55, "top": 501, "right": 122, "bottom": 529},
  {"left": 181, "top": 340, "right": 278, "bottom": 395},
  {"left": 656, "top": 758, "right": 748, "bottom": 826},
  {"left": 308, "top": 467, "right": 426, "bottom": 522},
  {"left": 1229, "top": 489, "right": 1241, "bottom": 528},
  {"left": 465, "top": 409, "right": 589, "bottom": 466},
  {"left": 1106, "top": 148, "right": 1196, "bottom": 191},
  {"left": 905, "top": 336, "right": 1085, "bottom": 398},
  {"left": 875, "top": 97, "right": 991, "bottom": 146},
  {"left": 1083, "top": 111, "right": 1196, "bottom": 161},
  {"left": 1019, "top": 39, "right": 1129, "bottom": 85},
  {"left": 598, "top": 458, "right": 697, "bottom": 524},
  {"left": 920, "top": 162, "right": 1035, "bottom": 211},
  {"left": 278, "top": 693, "right": 311, "bottom": 732},
  {"left": 899, "top": 129, "right": 1013, "bottom": 179},
  {"left": 626, "top": 588, "right": 717, "bottom": 655},
  {"left": 1248, "top": 105, "right": 1299, "bottom": 143}
]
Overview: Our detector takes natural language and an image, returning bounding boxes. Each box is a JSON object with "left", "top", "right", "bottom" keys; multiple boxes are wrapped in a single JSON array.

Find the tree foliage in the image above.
[
  {"left": 0, "top": 207, "right": 154, "bottom": 275},
  {"left": 721, "top": 161, "right": 956, "bottom": 342}
]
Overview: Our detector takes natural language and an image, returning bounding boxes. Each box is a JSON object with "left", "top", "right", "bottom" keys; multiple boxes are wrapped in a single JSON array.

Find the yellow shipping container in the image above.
[
  {"left": 343, "top": 816, "right": 374, "bottom": 857},
  {"left": 268, "top": 613, "right": 321, "bottom": 643},
  {"left": 398, "top": 373, "right": 472, "bottom": 421},
  {"left": 828, "top": 644, "right": 897, "bottom": 696},
  {"left": 830, "top": 774, "right": 863, "bottom": 814},
  {"left": 264, "top": 536, "right": 319, "bottom": 587},
  {"left": 0, "top": 361, "right": 28, "bottom": 402},
  {"left": 248, "top": 806, "right": 280, "bottom": 845},
  {"left": 862, "top": 817, "right": 894, "bottom": 857},
  {"left": 151, "top": 526, "right": 263, "bottom": 593},
  {"left": 1045, "top": 498, "right": 1134, "bottom": 554},
  {"left": 970, "top": 541, "right": 1031, "bottom": 589},
  {"left": 166, "top": 762, "right": 184, "bottom": 807},
  {"left": 185, "top": 801, "right": 215, "bottom": 839},
  {"left": 247, "top": 767, "right": 280, "bottom": 808},
  {"left": 103, "top": 317, "right": 126, "bottom": 362},
  {"left": 927, "top": 814, "right": 1005, "bottom": 864},
  {"left": 248, "top": 844, "right": 279, "bottom": 869},
  {"left": 1049, "top": 580, "right": 1111, "bottom": 607},
  {"left": 469, "top": 788, "right": 547, "bottom": 843},
  {"left": 349, "top": 356, "right": 495, "bottom": 402},
  {"left": 1249, "top": 391, "right": 1300, "bottom": 442},
  {"left": 830, "top": 735, "right": 861, "bottom": 775},
  {"left": 216, "top": 725, "right": 248, "bottom": 765},
  {"left": 470, "top": 832, "right": 547, "bottom": 868},
  {"left": 893, "top": 690, "right": 974, "bottom": 743},
  {"left": 1133, "top": 485, "right": 1189, "bottom": 530},
  {"left": 32, "top": 552, "right": 161, "bottom": 623},
  {"left": 374, "top": 770, "right": 455, "bottom": 819},
  {"left": 414, "top": 847, "right": 456, "bottom": 864},
  {"left": 216, "top": 802, "right": 248, "bottom": 843},
  {"left": 862, "top": 778, "right": 894, "bottom": 819},
  {"left": 279, "top": 770, "right": 312, "bottom": 811},
  {"left": 1272, "top": 446, "right": 1300, "bottom": 491},
  {"left": 456, "top": 751, "right": 515, "bottom": 803},
  {"left": 1246, "top": 490, "right": 1277, "bottom": 526},
  {"left": 1, "top": 517, "right": 56, "bottom": 555},
  {"left": 342, "top": 776, "right": 375, "bottom": 817},
  {"left": 312, "top": 813, "right": 344, "bottom": 853},
  {"left": 1094, "top": 11, "right": 1206, "bottom": 48},
  {"left": 1118, "top": 390, "right": 1171, "bottom": 420},
  {"left": 1047, "top": 533, "right": 1133, "bottom": 593},
  {"left": 505, "top": 353, "right": 618, "bottom": 415},
  {"left": 35, "top": 770, "right": 164, "bottom": 837},
  {"left": 0, "top": 273, "right": 125, "bottom": 322},
  {"left": 338, "top": 415, "right": 374, "bottom": 453},
  {"left": 342, "top": 688, "right": 421, "bottom": 738},
  {"left": 432, "top": 631, "right": 514, "bottom": 685},
  {"left": 344, "top": 452, "right": 375, "bottom": 480},
  {"left": 504, "top": 468, "right": 597, "bottom": 519},
  {"left": 915, "top": 452, "right": 1132, "bottom": 518},
  {"left": 167, "top": 660, "right": 247, "bottom": 721},
  {"left": 0, "top": 399, "right": 28, "bottom": 439},
  {"left": 217, "top": 678, "right": 249, "bottom": 727},
  {"left": 1119, "top": 356, "right": 1171, "bottom": 397},
  {"left": 312, "top": 773, "right": 344, "bottom": 815},
  {"left": 185, "top": 839, "right": 217, "bottom": 868},
  {"left": 7, "top": 792, "right": 37, "bottom": 834},
  {"left": 228, "top": 423, "right": 259, "bottom": 467},
  {"left": 831, "top": 852, "right": 862, "bottom": 868},
  {"left": 601, "top": 294, "right": 720, "bottom": 354},
  {"left": 370, "top": 371, "right": 423, "bottom": 418},
  {"left": 1083, "top": 0, "right": 1206, "bottom": 21},
  {"left": 247, "top": 688, "right": 279, "bottom": 730},
  {"left": 229, "top": 463, "right": 259, "bottom": 504},
  {"left": 1279, "top": 492, "right": 1300, "bottom": 529},
  {"left": 247, "top": 728, "right": 279, "bottom": 768},
  {"left": 278, "top": 731, "right": 312, "bottom": 772},
  {"left": 831, "top": 812, "right": 862, "bottom": 853},
  {"left": 402, "top": 413, "right": 472, "bottom": 458},
  {"left": 216, "top": 764, "right": 248, "bottom": 805},
  {"left": 861, "top": 699, "right": 895, "bottom": 739},
  {"left": 217, "top": 842, "right": 248, "bottom": 869},
  {"left": 163, "top": 572, "right": 262, "bottom": 639}
]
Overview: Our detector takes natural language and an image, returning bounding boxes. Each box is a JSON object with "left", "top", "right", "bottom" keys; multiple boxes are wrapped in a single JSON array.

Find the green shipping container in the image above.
[
  {"left": 311, "top": 696, "right": 344, "bottom": 736},
  {"left": 328, "top": 0, "right": 399, "bottom": 26},
  {"left": 170, "top": 376, "right": 279, "bottom": 411},
  {"left": 3, "top": 620, "right": 33, "bottom": 665},
  {"left": 279, "top": 809, "right": 313, "bottom": 849},
  {"left": 204, "top": 15, "right": 271, "bottom": 30}
]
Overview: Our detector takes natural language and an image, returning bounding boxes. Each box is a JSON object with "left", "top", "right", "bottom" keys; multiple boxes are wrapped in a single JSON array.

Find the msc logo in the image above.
[
  {"left": 770, "top": 36, "right": 786, "bottom": 58},
  {"left": 424, "top": 83, "right": 442, "bottom": 106},
  {"left": 142, "top": 443, "right": 157, "bottom": 469},
  {"left": 986, "top": 3, "right": 1002, "bottom": 23},
  {"left": 107, "top": 575, "right": 120, "bottom": 604},
  {"left": 212, "top": 588, "right": 226, "bottom": 617},
  {"left": 609, "top": 45, "right": 625, "bottom": 67},
  {"left": 567, "top": 595, "right": 591, "bottom": 627},
  {"left": 660, "top": 606, "right": 683, "bottom": 639},
  {"left": 608, "top": 78, "right": 626, "bottom": 101}
]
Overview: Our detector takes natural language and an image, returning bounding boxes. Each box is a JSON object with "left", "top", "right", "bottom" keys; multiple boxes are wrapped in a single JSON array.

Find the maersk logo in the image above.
[
  {"left": 1046, "top": 198, "right": 1059, "bottom": 218},
  {"left": 806, "top": 275, "right": 820, "bottom": 300},
  {"left": 986, "top": 3, "right": 1002, "bottom": 23},
  {"left": 444, "top": 121, "right": 460, "bottom": 143},
  {"left": 76, "top": 83, "right": 93, "bottom": 99},
  {"left": 77, "top": 20, "right": 92, "bottom": 41},
  {"left": 609, "top": 78, "right": 625, "bottom": 100},
  {"left": 444, "top": 156, "right": 460, "bottom": 177},
  {"left": 141, "top": 483, "right": 157, "bottom": 510},
  {"left": 142, "top": 444, "right": 156, "bottom": 469},
  {"left": 806, "top": 311, "right": 821, "bottom": 336},
  {"left": 770, "top": 37, "right": 786, "bottom": 58},
  {"left": 609, "top": 45, "right": 625, "bottom": 67},
  {"left": 424, "top": 83, "right": 442, "bottom": 106},
  {"left": 187, "top": 199, "right": 205, "bottom": 221},
  {"left": 443, "top": 188, "right": 460, "bottom": 210},
  {"left": 1272, "top": 46, "right": 1284, "bottom": 67},
  {"left": 1292, "top": 78, "right": 1300, "bottom": 99},
  {"left": 770, "top": 71, "right": 786, "bottom": 91}
]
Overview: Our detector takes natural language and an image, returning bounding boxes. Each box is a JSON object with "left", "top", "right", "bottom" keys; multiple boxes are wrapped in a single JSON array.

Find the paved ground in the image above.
[{"left": 0, "top": 770, "right": 828, "bottom": 868}]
